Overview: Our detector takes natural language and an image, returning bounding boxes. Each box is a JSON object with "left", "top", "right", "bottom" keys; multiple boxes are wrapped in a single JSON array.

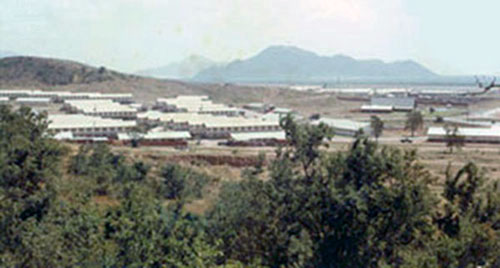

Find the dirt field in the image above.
[{"left": 111, "top": 135, "right": 500, "bottom": 182}]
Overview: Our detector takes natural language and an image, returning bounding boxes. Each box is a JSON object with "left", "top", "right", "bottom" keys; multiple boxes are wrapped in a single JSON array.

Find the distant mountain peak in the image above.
[
  {"left": 136, "top": 55, "right": 216, "bottom": 79},
  {"left": 194, "top": 45, "right": 438, "bottom": 83},
  {"left": 259, "top": 45, "right": 317, "bottom": 57}
]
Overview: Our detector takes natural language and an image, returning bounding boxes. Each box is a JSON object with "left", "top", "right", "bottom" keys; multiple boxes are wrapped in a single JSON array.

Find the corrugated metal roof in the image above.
[
  {"left": 313, "top": 118, "right": 369, "bottom": 131},
  {"left": 0, "top": 89, "right": 132, "bottom": 99},
  {"left": 157, "top": 96, "right": 238, "bottom": 113},
  {"left": 428, "top": 126, "right": 500, "bottom": 137},
  {"left": 273, "top": 107, "right": 294, "bottom": 114},
  {"left": 144, "top": 131, "right": 191, "bottom": 139},
  {"left": 138, "top": 112, "right": 280, "bottom": 128},
  {"left": 245, "top": 102, "right": 268, "bottom": 108},
  {"left": 442, "top": 117, "right": 493, "bottom": 127},
  {"left": 371, "top": 97, "right": 415, "bottom": 109},
  {"left": 53, "top": 131, "right": 74, "bottom": 140},
  {"left": 16, "top": 97, "right": 51, "bottom": 102},
  {"left": 118, "top": 131, "right": 191, "bottom": 140},
  {"left": 230, "top": 131, "right": 286, "bottom": 141},
  {"left": 65, "top": 99, "right": 136, "bottom": 113},
  {"left": 361, "top": 105, "right": 393, "bottom": 111},
  {"left": 48, "top": 114, "right": 136, "bottom": 129}
]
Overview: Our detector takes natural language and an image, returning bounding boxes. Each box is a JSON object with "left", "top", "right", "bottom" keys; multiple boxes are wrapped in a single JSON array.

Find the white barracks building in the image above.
[
  {"left": 138, "top": 111, "right": 281, "bottom": 138},
  {"left": 63, "top": 99, "right": 137, "bottom": 119},
  {"left": 48, "top": 114, "right": 137, "bottom": 137}
]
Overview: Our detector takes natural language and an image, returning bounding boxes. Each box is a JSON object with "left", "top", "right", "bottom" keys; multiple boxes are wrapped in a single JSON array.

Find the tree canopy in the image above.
[
  {"left": 0, "top": 105, "right": 499, "bottom": 267},
  {"left": 405, "top": 110, "right": 424, "bottom": 137}
]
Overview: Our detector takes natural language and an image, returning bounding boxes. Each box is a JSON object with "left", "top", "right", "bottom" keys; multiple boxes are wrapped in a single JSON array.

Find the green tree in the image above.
[
  {"left": 69, "top": 144, "right": 150, "bottom": 195},
  {"left": 370, "top": 115, "right": 384, "bottom": 141},
  {"left": 430, "top": 163, "right": 500, "bottom": 267},
  {"left": 8, "top": 196, "right": 112, "bottom": 267},
  {"left": 405, "top": 110, "right": 424, "bottom": 137},
  {"left": 444, "top": 124, "right": 465, "bottom": 153},
  {"left": 104, "top": 183, "right": 220, "bottom": 267},
  {"left": 159, "top": 163, "right": 209, "bottom": 200},
  {"left": 0, "top": 106, "right": 66, "bottom": 266},
  {"left": 208, "top": 118, "right": 437, "bottom": 267}
]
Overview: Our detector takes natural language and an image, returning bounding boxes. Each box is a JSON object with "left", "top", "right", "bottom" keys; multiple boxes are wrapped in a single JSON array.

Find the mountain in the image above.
[
  {"left": 193, "top": 46, "right": 439, "bottom": 83},
  {"left": 0, "top": 56, "right": 134, "bottom": 86},
  {"left": 136, "top": 55, "right": 216, "bottom": 79},
  {"left": 0, "top": 56, "right": 291, "bottom": 104}
]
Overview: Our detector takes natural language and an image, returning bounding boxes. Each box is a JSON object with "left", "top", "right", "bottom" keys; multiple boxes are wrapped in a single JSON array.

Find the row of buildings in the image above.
[
  {"left": 48, "top": 114, "right": 137, "bottom": 137},
  {"left": 155, "top": 95, "right": 241, "bottom": 116},
  {"left": 427, "top": 126, "right": 500, "bottom": 144},
  {"left": 63, "top": 99, "right": 138, "bottom": 119},
  {"left": 138, "top": 111, "right": 283, "bottom": 138},
  {"left": 39, "top": 93, "right": 290, "bottom": 146},
  {"left": 0, "top": 89, "right": 133, "bottom": 103},
  {"left": 2, "top": 89, "right": 407, "bottom": 146},
  {"left": 361, "top": 97, "right": 416, "bottom": 113},
  {"left": 311, "top": 118, "right": 372, "bottom": 137}
]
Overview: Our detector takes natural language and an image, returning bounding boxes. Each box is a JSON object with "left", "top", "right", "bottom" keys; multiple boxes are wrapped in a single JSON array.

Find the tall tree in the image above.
[
  {"left": 209, "top": 118, "right": 437, "bottom": 267},
  {"left": 0, "top": 106, "right": 66, "bottom": 265},
  {"left": 104, "top": 183, "right": 220, "bottom": 267},
  {"left": 444, "top": 124, "right": 465, "bottom": 153},
  {"left": 370, "top": 115, "right": 384, "bottom": 141},
  {"left": 405, "top": 110, "right": 424, "bottom": 137}
]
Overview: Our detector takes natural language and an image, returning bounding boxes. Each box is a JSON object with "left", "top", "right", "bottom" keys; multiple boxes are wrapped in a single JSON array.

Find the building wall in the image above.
[
  {"left": 51, "top": 126, "right": 135, "bottom": 138},
  {"left": 333, "top": 126, "right": 372, "bottom": 137},
  {"left": 428, "top": 134, "right": 500, "bottom": 144}
]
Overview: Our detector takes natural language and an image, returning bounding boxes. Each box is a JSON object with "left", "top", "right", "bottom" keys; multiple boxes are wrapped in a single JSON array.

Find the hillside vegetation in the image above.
[
  {"left": 0, "top": 56, "right": 134, "bottom": 86},
  {"left": 1, "top": 106, "right": 499, "bottom": 267},
  {"left": 0, "top": 56, "right": 310, "bottom": 105}
]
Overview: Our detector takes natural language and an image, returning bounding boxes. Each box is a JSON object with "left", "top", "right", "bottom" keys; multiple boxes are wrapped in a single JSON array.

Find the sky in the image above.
[{"left": 1, "top": 0, "right": 499, "bottom": 75}]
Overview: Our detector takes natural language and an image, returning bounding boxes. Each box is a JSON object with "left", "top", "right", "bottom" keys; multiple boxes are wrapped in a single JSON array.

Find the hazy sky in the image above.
[{"left": 1, "top": 0, "right": 499, "bottom": 75}]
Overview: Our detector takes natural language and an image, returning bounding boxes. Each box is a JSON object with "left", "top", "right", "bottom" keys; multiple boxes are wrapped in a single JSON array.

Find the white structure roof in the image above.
[
  {"left": 0, "top": 89, "right": 132, "bottom": 100},
  {"left": 157, "top": 95, "right": 238, "bottom": 113},
  {"left": 48, "top": 114, "right": 136, "bottom": 129},
  {"left": 272, "top": 107, "right": 294, "bottom": 114},
  {"left": 371, "top": 97, "right": 415, "bottom": 109},
  {"left": 204, "top": 117, "right": 279, "bottom": 128},
  {"left": 65, "top": 99, "right": 136, "bottom": 113},
  {"left": 427, "top": 126, "right": 500, "bottom": 137},
  {"left": 260, "top": 113, "right": 282, "bottom": 123},
  {"left": 137, "top": 110, "right": 165, "bottom": 120},
  {"left": 17, "top": 97, "right": 51, "bottom": 103},
  {"left": 0, "top": 89, "right": 34, "bottom": 95},
  {"left": 230, "top": 131, "right": 286, "bottom": 141},
  {"left": 0, "top": 97, "right": 9, "bottom": 102},
  {"left": 442, "top": 117, "right": 493, "bottom": 128},
  {"left": 53, "top": 131, "right": 74, "bottom": 140},
  {"left": 361, "top": 105, "right": 393, "bottom": 111},
  {"left": 313, "top": 118, "right": 369, "bottom": 131},
  {"left": 118, "top": 131, "right": 191, "bottom": 141},
  {"left": 138, "top": 111, "right": 280, "bottom": 128}
]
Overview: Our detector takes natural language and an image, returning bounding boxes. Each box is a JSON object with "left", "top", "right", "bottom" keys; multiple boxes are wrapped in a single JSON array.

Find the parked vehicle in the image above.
[{"left": 400, "top": 137, "right": 413, "bottom": 143}]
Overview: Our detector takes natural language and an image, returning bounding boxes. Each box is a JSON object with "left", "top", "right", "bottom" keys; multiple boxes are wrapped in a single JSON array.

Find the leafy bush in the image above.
[{"left": 159, "top": 163, "right": 210, "bottom": 200}]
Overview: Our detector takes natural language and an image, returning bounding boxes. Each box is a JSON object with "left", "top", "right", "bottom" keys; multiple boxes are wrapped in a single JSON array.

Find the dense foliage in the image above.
[
  {"left": 0, "top": 107, "right": 499, "bottom": 267},
  {"left": 405, "top": 110, "right": 424, "bottom": 137}
]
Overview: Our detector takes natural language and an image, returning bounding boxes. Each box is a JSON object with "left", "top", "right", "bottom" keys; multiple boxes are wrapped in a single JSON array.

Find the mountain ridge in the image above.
[
  {"left": 193, "top": 45, "right": 438, "bottom": 83},
  {"left": 0, "top": 56, "right": 134, "bottom": 86},
  {"left": 136, "top": 55, "right": 216, "bottom": 79},
  {"left": 0, "top": 55, "right": 297, "bottom": 104}
]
